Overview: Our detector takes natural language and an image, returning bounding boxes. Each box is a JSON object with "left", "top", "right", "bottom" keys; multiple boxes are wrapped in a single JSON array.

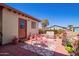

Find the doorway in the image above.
[{"left": 18, "top": 18, "right": 27, "bottom": 39}]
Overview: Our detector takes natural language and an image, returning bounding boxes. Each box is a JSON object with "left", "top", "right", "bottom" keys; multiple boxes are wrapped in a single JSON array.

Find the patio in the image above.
[
  {"left": 0, "top": 34, "right": 69, "bottom": 56},
  {"left": 0, "top": 43, "right": 40, "bottom": 56}
]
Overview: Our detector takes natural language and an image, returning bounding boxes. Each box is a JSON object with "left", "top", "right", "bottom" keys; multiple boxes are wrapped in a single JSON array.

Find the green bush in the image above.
[
  {"left": 66, "top": 41, "right": 72, "bottom": 47},
  {"left": 65, "top": 41, "right": 74, "bottom": 53},
  {"left": 65, "top": 45, "right": 74, "bottom": 53},
  {"left": 39, "top": 29, "right": 46, "bottom": 34},
  {"left": 76, "top": 47, "right": 79, "bottom": 55},
  {"left": 53, "top": 30, "right": 59, "bottom": 34},
  {"left": 53, "top": 29, "right": 64, "bottom": 35},
  {"left": 75, "top": 41, "right": 79, "bottom": 55},
  {"left": 39, "top": 29, "right": 43, "bottom": 34}
]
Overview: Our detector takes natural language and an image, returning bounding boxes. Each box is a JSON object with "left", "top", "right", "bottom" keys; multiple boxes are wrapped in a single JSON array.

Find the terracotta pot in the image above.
[{"left": 12, "top": 37, "right": 19, "bottom": 44}]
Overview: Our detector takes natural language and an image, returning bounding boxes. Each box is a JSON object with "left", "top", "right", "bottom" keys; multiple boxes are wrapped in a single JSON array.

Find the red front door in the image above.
[{"left": 18, "top": 18, "right": 27, "bottom": 39}]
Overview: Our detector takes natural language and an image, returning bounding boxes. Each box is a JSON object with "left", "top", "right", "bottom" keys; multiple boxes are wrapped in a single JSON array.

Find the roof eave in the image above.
[{"left": 0, "top": 3, "right": 41, "bottom": 22}]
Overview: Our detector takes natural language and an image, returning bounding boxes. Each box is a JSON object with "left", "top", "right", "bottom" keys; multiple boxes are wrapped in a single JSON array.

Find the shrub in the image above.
[
  {"left": 65, "top": 40, "right": 74, "bottom": 53},
  {"left": 66, "top": 41, "right": 72, "bottom": 47},
  {"left": 53, "top": 30, "right": 58, "bottom": 34},
  {"left": 65, "top": 45, "right": 74, "bottom": 53},
  {"left": 76, "top": 47, "right": 79, "bottom": 55},
  {"left": 53, "top": 29, "right": 64, "bottom": 35},
  {"left": 75, "top": 41, "right": 79, "bottom": 55},
  {"left": 39, "top": 29, "right": 46, "bottom": 34}
]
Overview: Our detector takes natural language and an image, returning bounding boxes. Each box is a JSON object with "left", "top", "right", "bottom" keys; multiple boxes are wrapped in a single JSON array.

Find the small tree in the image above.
[{"left": 41, "top": 19, "right": 49, "bottom": 33}]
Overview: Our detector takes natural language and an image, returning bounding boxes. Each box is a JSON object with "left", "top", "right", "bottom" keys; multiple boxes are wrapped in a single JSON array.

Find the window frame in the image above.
[
  {"left": 31, "top": 21, "right": 36, "bottom": 29},
  {"left": 19, "top": 19, "right": 25, "bottom": 29}
]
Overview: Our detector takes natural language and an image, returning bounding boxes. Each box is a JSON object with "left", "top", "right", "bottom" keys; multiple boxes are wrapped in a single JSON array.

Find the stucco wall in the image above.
[
  {"left": 0, "top": 9, "right": 2, "bottom": 32},
  {"left": 0, "top": 7, "right": 2, "bottom": 44},
  {"left": 30, "top": 19, "right": 39, "bottom": 35},
  {"left": 27, "top": 19, "right": 39, "bottom": 36},
  {"left": 2, "top": 8, "right": 39, "bottom": 44},
  {"left": 2, "top": 9, "right": 18, "bottom": 44}
]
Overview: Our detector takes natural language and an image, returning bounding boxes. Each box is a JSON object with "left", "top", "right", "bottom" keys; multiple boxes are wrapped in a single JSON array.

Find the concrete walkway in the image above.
[{"left": 54, "top": 38, "right": 70, "bottom": 56}]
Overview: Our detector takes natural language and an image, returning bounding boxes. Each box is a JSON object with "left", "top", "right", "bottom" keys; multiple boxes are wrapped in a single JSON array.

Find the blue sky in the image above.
[{"left": 6, "top": 3, "right": 79, "bottom": 27}]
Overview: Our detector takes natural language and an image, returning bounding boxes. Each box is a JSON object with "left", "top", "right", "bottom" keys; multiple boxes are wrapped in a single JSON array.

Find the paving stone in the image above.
[{"left": 36, "top": 49, "right": 42, "bottom": 53}]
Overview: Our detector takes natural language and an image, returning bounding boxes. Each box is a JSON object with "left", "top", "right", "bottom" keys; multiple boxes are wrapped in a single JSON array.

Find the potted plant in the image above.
[{"left": 12, "top": 36, "right": 19, "bottom": 44}]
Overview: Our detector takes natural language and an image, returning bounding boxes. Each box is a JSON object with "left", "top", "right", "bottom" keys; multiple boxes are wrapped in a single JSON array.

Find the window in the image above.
[
  {"left": 31, "top": 21, "right": 36, "bottom": 29},
  {"left": 19, "top": 19, "right": 25, "bottom": 29}
]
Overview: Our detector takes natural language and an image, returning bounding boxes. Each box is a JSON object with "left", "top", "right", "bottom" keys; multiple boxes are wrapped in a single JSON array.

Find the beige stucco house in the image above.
[{"left": 0, "top": 3, "right": 40, "bottom": 45}]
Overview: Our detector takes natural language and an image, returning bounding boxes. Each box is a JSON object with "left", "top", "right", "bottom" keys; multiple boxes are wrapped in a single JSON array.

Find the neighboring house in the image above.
[
  {"left": 71, "top": 27, "right": 79, "bottom": 32},
  {"left": 47, "top": 25, "right": 79, "bottom": 32},
  {"left": 47, "top": 25, "right": 67, "bottom": 30},
  {"left": 0, "top": 4, "right": 40, "bottom": 45},
  {"left": 67, "top": 26, "right": 79, "bottom": 32}
]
